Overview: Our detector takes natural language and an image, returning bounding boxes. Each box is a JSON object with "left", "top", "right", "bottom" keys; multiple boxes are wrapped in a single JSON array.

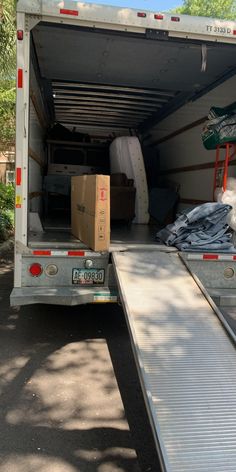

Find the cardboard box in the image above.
[{"left": 71, "top": 175, "right": 110, "bottom": 251}]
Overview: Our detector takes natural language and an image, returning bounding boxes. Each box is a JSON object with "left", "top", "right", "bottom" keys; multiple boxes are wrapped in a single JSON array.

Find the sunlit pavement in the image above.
[{"left": 0, "top": 257, "right": 159, "bottom": 472}]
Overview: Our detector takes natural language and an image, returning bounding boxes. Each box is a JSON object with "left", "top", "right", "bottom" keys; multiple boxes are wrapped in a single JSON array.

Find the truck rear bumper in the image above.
[{"left": 10, "top": 287, "right": 118, "bottom": 307}]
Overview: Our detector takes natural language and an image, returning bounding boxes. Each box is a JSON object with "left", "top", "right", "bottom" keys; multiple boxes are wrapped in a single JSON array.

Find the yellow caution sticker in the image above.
[{"left": 15, "top": 195, "right": 22, "bottom": 208}]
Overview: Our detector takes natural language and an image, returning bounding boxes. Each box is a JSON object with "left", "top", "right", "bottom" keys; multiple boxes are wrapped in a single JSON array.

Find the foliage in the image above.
[
  {"left": 0, "top": 80, "right": 15, "bottom": 147},
  {"left": 174, "top": 0, "right": 236, "bottom": 20},
  {"left": 0, "top": 0, "right": 16, "bottom": 78},
  {"left": 0, "top": 182, "right": 15, "bottom": 210},
  {"left": 0, "top": 0, "right": 16, "bottom": 148},
  {"left": 0, "top": 210, "right": 14, "bottom": 241},
  {"left": 0, "top": 183, "right": 14, "bottom": 241}
]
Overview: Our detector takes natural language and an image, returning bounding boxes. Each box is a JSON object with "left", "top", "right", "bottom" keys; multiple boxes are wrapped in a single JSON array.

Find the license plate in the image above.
[{"left": 72, "top": 268, "right": 105, "bottom": 285}]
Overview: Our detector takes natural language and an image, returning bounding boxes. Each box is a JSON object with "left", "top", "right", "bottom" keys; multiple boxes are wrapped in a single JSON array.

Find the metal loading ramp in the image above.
[{"left": 112, "top": 250, "right": 236, "bottom": 472}]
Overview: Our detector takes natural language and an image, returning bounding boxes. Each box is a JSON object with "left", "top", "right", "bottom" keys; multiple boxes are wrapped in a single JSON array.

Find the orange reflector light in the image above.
[{"left": 29, "top": 263, "right": 43, "bottom": 277}]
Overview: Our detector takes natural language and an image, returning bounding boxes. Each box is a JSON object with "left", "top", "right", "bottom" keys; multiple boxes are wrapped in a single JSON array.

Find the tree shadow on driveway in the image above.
[{"left": 0, "top": 260, "right": 159, "bottom": 472}]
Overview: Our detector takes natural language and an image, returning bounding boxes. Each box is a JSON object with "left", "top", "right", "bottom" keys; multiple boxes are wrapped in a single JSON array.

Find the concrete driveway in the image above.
[{"left": 0, "top": 254, "right": 160, "bottom": 472}]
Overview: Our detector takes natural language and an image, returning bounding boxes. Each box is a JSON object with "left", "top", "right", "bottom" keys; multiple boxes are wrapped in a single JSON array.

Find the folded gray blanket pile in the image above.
[{"left": 156, "top": 202, "right": 234, "bottom": 251}]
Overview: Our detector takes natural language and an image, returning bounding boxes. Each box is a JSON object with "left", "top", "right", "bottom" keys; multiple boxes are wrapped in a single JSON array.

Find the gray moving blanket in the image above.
[{"left": 156, "top": 202, "right": 234, "bottom": 251}]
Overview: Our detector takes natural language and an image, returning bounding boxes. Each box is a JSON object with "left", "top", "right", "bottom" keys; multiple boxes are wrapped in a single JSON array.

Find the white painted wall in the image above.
[{"left": 148, "top": 75, "right": 236, "bottom": 206}]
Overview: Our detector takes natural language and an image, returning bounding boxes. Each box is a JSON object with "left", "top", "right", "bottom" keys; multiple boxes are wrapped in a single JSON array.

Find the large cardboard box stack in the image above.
[{"left": 71, "top": 175, "right": 110, "bottom": 251}]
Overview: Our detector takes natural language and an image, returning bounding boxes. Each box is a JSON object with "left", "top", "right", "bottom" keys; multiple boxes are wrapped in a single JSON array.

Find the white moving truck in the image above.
[{"left": 12, "top": 2, "right": 236, "bottom": 470}]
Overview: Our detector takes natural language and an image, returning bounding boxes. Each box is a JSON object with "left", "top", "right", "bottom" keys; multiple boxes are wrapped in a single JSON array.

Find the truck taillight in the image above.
[
  {"left": 137, "top": 12, "right": 146, "bottom": 18},
  {"left": 29, "top": 263, "right": 43, "bottom": 277},
  {"left": 154, "top": 14, "right": 164, "bottom": 20}
]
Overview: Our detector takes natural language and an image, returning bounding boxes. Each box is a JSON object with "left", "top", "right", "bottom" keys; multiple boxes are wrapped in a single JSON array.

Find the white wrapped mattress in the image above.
[{"left": 110, "top": 137, "right": 149, "bottom": 224}]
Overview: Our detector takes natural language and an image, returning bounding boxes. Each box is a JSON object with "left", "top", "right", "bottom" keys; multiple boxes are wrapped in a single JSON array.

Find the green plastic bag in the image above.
[
  {"left": 202, "top": 104, "right": 236, "bottom": 150},
  {"left": 209, "top": 101, "right": 236, "bottom": 119}
]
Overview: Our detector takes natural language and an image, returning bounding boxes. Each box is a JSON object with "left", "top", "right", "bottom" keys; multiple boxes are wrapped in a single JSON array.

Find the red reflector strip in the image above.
[
  {"left": 233, "top": 30, "right": 236, "bottom": 35},
  {"left": 17, "top": 69, "right": 23, "bottom": 88},
  {"left": 68, "top": 251, "right": 85, "bottom": 257},
  {"left": 171, "top": 16, "right": 180, "bottom": 22},
  {"left": 187, "top": 253, "right": 236, "bottom": 261},
  {"left": 203, "top": 254, "right": 219, "bottom": 260},
  {"left": 137, "top": 12, "right": 146, "bottom": 17},
  {"left": 32, "top": 250, "right": 86, "bottom": 257},
  {"left": 16, "top": 168, "right": 21, "bottom": 186},
  {"left": 154, "top": 14, "right": 164, "bottom": 20},
  {"left": 33, "top": 250, "right": 51, "bottom": 256},
  {"left": 60, "top": 8, "right": 78, "bottom": 16}
]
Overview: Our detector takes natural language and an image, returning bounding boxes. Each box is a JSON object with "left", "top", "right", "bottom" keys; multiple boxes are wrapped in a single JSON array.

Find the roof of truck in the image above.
[
  {"left": 17, "top": 1, "right": 236, "bottom": 133},
  {"left": 17, "top": 1, "right": 236, "bottom": 44}
]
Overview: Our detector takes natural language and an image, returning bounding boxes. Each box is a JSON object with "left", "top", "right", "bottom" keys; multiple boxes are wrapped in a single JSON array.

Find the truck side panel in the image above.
[{"left": 14, "top": 12, "right": 30, "bottom": 288}]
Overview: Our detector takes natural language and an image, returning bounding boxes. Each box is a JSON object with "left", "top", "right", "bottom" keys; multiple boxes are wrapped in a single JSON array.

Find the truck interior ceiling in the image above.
[{"left": 29, "top": 21, "right": 236, "bottom": 243}]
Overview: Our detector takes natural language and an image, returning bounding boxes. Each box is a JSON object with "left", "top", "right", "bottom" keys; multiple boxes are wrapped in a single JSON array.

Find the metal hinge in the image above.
[{"left": 146, "top": 29, "right": 169, "bottom": 40}]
